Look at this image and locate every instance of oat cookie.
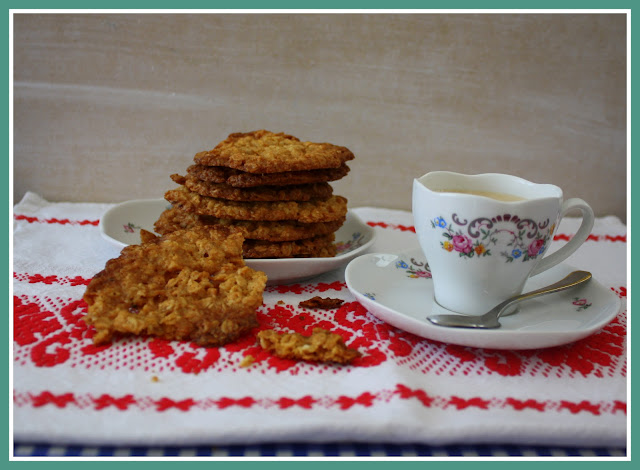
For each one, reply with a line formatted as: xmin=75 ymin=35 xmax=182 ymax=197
xmin=154 ymin=206 xmax=345 ymax=242
xmin=243 ymin=234 xmax=336 ymax=259
xmin=187 ymin=164 xmax=350 ymax=188
xmin=165 ymin=185 xmax=348 ymax=223
xmin=83 ymin=226 xmax=267 ymax=346
xmin=194 ymin=130 xmax=355 ymax=173
xmin=257 ymin=328 xmax=360 ymax=364
xmin=172 ymin=173 xmax=333 ymax=202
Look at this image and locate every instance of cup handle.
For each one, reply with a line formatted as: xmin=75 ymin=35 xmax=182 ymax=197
xmin=530 ymin=198 xmax=595 ymax=277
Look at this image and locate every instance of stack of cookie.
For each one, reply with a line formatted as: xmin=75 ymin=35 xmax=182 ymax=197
xmin=155 ymin=130 xmax=354 ymax=259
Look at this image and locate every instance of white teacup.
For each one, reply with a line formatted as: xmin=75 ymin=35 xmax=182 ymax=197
xmin=412 ymin=171 xmax=594 ymax=315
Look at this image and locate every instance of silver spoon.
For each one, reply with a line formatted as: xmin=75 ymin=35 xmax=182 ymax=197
xmin=427 ymin=270 xmax=592 ymax=329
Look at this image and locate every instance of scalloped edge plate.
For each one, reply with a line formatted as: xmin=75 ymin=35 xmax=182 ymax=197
xmin=345 ymin=248 xmax=621 ymax=349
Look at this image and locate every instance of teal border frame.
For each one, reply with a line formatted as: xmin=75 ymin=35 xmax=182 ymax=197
xmin=4 ymin=3 xmax=633 ymax=465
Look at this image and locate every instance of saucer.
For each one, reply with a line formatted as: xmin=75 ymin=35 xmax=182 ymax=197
xmin=345 ymin=248 xmax=621 ymax=350
xmin=99 ymin=199 xmax=376 ymax=285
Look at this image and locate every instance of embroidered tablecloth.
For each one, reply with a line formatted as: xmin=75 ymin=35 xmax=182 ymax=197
xmin=12 ymin=192 xmax=627 ymax=448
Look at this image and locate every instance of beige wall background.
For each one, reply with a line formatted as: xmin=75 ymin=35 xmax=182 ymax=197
xmin=13 ymin=13 xmax=627 ymax=222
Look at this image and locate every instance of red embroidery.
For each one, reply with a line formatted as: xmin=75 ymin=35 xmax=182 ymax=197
xmin=215 ymin=396 xmax=256 ymax=409
xmin=14 ymin=297 xmax=61 ymax=346
xmin=448 ymin=396 xmax=491 ymax=410
xmin=14 ymin=272 xmax=92 ymax=286
xmin=394 ymin=384 xmax=434 ymax=407
xmin=93 ymin=394 xmax=136 ymax=410
xmin=30 ymin=391 xmax=75 ymax=408
xmin=483 ymin=351 xmax=524 ymax=376
xmin=613 ymin=401 xmax=627 ymax=414
xmin=13 ymin=294 xmax=626 ymax=380
xmin=266 ymin=281 xmax=347 ymax=295
xmin=558 ymin=400 xmax=601 ymax=415
xmin=611 ymin=286 xmax=627 ymax=298
xmin=553 ymin=234 xmax=626 ymax=243
xmin=175 ymin=346 xmax=221 ymax=374
xmin=275 ymin=396 xmax=316 ymax=409
xmin=148 ymin=339 xmax=174 ymax=358
xmin=155 ymin=397 xmax=197 ymax=412
xmin=505 ymin=398 xmax=546 ymax=412
xmin=14 ymin=214 xmax=99 ymax=226
xmin=16 ymin=386 xmax=625 ymax=416
xmin=335 ymin=392 xmax=376 ymax=410
xmin=367 ymin=221 xmax=416 ymax=232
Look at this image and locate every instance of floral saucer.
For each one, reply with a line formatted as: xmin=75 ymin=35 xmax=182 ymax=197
xmin=345 ymin=248 xmax=621 ymax=350
xmin=99 ymin=199 xmax=375 ymax=285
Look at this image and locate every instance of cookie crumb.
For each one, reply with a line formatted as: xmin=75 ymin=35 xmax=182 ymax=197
xmin=257 ymin=328 xmax=360 ymax=364
xmin=299 ymin=296 xmax=344 ymax=310
xmin=239 ymin=355 xmax=255 ymax=368
xmin=151 ymin=375 xmax=159 ymax=383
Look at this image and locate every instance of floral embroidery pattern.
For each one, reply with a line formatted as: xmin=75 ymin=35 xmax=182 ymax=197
xmin=123 ymin=222 xmax=141 ymax=233
xmin=432 ymin=214 xmax=553 ymax=263
xmin=573 ymin=297 xmax=592 ymax=311
xmin=395 ymin=258 xmax=432 ymax=279
xmin=336 ymin=232 xmax=365 ymax=254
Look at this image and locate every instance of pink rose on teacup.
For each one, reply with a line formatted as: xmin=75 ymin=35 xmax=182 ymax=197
xmin=528 ymin=239 xmax=546 ymax=257
xmin=452 ymin=234 xmax=473 ymax=254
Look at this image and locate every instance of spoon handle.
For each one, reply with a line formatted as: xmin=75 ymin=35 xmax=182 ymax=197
xmin=497 ymin=270 xmax=592 ymax=316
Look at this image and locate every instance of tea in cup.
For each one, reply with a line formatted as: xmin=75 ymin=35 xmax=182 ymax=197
xmin=412 ymin=171 xmax=594 ymax=315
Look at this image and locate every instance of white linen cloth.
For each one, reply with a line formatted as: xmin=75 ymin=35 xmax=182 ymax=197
xmin=12 ymin=192 xmax=627 ymax=447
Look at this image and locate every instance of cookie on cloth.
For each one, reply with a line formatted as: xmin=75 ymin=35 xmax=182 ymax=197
xmin=257 ymin=328 xmax=360 ymax=364
xmin=243 ymin=234 xmax=337 ymax=259
xmin=186 ymin=163 xmax=350 ymax=188
xmin=171 ymin=173 xmax=333 ymax=202
xmin=164 ymin=185 xmax=348 ymax=223
xmin=154 ymin=206 xmax=345 ymax=242
xmin=193 ymin=130 xmax=355 ymax=174
xmin=83 ymin=226 xmax=267 ymax=346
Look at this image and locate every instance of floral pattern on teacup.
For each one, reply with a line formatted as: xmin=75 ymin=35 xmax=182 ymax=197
xmin=395 ymin=258 xmax=432 ymax=279
xmin=432 ymin=214 xmax=554 ymax=263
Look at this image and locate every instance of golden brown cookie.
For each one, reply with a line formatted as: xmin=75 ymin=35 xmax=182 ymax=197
xmin=194 ymin=130 xmax=355 ymax=173
xmin=154 ymin=206 xmax=345 ymax=242
xmin=187 ymin=164 xmax=350 ymax=188
xmin=165 ymin=185 xmax=348 ymax=223
xmin=257 ymin=328 xmax=360 ymax=364
xmin=83 ymin=226 xmax=267 ymax=346
xmin=171 ymin=173 xmax=333 ymax=202
xmin=243 ymin=234 xmax=336 ymax=259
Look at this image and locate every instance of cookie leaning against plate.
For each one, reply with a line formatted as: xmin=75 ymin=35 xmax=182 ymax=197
xmin=165 ymin=185 xmax=348 ymax=223
xmin=154 ymin=206 xmax=345 ymax=242
xmin=187 ymin=163 xmax=351 ymax=188
xmin=194 ymin=130 xmax=355 ymax=174
xmin=172 ymin=173 xmax=333 ymax=202
xmin=83 ymin=226 xmax=267 ymax=346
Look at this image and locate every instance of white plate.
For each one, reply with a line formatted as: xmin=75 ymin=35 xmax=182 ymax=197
xmin=99 ymin=199 xmax=376 ymax=285
xmin=345 ymin=248 xmax=621 ymax=350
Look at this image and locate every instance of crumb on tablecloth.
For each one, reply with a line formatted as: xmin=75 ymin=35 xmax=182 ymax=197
xmin=257 ymin=328 xmax=360 ymax=364
xmin=298 ymin=296 xmax=344 ymax=310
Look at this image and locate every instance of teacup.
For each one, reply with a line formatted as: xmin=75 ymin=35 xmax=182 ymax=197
xmin=412 ymin=171 xmax=594 ymax=315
